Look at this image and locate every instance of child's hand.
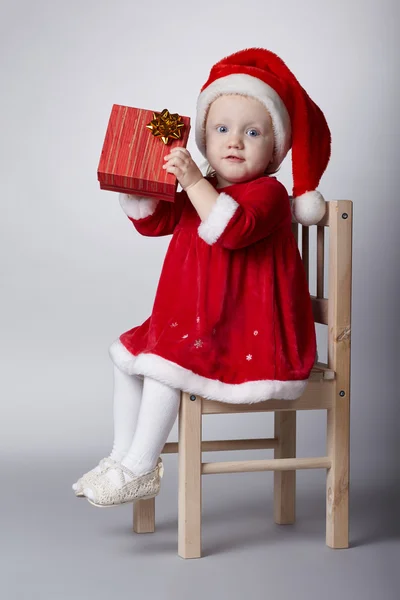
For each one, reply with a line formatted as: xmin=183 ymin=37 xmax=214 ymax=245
xmin=162 ymin=148 xmax=203 ymax=191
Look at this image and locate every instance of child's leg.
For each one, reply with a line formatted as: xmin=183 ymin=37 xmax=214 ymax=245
xmin=121 ymin=376 xmax=180 ymax=475
xmin=109 ymin=364 xmax=144 ymax=461
xmin=83 ymin=376 xmax=180 ymax=496
xmin=73 ymin=365 xmax=143 ymax=491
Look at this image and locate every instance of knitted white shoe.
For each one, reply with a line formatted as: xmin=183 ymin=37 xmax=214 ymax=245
xmin=72 ymin=457 xmax=119 ymax=497
xmin=83 ymin=458 xmax=164 ymax=508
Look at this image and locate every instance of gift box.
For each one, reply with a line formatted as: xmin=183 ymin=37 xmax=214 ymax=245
xmin=97 ymin=104 xmax=191 ymax=202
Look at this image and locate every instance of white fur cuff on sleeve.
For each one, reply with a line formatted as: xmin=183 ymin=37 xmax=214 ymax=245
xmin=119 ymin=193 xmax=160 ymax=220
xmin=198 ymin=192 xmax=239 ymax=245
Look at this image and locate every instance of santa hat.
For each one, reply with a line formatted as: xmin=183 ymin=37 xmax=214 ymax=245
xmin=195 ymin=48 xmax=331 ymax=226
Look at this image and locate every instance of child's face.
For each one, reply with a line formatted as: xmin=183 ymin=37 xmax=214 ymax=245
xmin=205 ymin=94 xmax=274 ymax=188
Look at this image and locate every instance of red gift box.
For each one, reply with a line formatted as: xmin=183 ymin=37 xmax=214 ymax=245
xmin=97 ymin=104 xmax=191 ymax=202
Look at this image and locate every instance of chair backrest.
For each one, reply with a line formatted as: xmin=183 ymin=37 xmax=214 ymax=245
xmin=291 ymin=200 xmax=353 ymax=377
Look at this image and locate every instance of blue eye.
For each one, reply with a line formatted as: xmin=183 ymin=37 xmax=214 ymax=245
xmin=217 ymin=126 xmax=227 ymax=133
xmin=247 ymin=129 xmax=259 ymax=137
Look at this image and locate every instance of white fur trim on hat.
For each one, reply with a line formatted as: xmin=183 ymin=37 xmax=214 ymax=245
xmin=198 ymin=192 xmax=239 ymax=244
xmin=119 ymin=193 xmax=160 ymax=220
xmin=290 ymin=190 xmax=326 ymax=226
xmin=195 ymin=73 xmax=292 ymax=169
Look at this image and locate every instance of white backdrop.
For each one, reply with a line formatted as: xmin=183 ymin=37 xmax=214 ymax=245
xmin=1 ymin=0 xmax=398 ymax=491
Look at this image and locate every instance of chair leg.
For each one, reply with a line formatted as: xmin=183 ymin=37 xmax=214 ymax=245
xmin=326 ymin=394 xmax=350 ymax=548
xmin=133 ymin=497 xmax=155 ymax=533
xmin=178 ymin=391 xmax=202 ymax=559
xmin=274 ymin=410 xmax=296 ymax=524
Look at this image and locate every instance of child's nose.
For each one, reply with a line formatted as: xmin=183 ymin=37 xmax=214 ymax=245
xmin=228 ymin=134 xmax=244 ymax=148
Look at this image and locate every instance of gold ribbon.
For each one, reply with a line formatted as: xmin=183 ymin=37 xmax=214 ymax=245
xmin=146 ymin=108 xmax=185 ymax=145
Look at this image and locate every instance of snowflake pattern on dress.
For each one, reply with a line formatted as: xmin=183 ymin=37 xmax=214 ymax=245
xmin=246 ymin=354 xmax=253 ymax=361
xmin=194 ymin=339 xmax=203 ymax=348
xmin=170 ymin=322 xmax=178 ymax=328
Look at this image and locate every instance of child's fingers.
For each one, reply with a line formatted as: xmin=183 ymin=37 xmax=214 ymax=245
xmin=164 ymin=147 xmax=190 ymax=161
xmin=164 ymin=164 xmax=181 ymax=175
xmin=162 ymin=155 xmax=185 ymax=168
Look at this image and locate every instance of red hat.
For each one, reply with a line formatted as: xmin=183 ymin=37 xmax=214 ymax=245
xmin=195 ymin=47 xmax=331 ymax=226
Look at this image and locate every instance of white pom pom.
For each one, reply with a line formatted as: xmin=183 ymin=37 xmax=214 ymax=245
xmin=291 ymin=190 xmax=326 ymax=226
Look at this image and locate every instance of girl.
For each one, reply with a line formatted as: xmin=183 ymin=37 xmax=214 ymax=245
xmin=73 ymin=47 xmax=331 ymax=508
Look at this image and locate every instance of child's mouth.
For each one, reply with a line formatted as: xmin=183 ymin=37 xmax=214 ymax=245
xmin=225 ymin=156 xmax=244 ymax=162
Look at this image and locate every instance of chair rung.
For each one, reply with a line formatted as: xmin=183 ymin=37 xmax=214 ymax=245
xmin=202 ymin=457 xmax=331 ymax=474
xmin=163 ymin=438 xmax=278 ymax=454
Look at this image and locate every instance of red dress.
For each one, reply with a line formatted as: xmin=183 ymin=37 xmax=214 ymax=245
xmin=109 ymin=175 xmax=316 ymax=403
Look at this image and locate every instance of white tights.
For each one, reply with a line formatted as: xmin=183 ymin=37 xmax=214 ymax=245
xmin=109 ymin=364 xmax=180 ymax=476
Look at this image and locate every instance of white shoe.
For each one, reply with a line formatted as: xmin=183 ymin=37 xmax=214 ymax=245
xmin=83 ymin=458 xmax=164 ymax=507
xmin=72 ymin=457 xmax=119 ymax=497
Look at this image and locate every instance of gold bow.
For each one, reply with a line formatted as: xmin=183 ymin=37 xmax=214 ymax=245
xmin=146 ymin=109 xmax=185 ymax=145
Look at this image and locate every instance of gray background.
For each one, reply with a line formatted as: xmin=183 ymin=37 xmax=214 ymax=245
xmin=1 ymin=0 xmax=399 ymax=598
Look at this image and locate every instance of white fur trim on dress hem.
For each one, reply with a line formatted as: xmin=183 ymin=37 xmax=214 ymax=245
xmin=119 ymin=193 xmax=160 ymax=220
xmin=198 ymin=192 xmax=239 ymax=245
xmin=109 ymin=339 xmax=308 ymax=403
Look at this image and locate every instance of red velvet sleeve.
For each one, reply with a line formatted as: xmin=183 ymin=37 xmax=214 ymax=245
xmin=198 ymin=177 xmax=292 ymax=250
xmin=121 ymin=191 xmax=187 ymax=237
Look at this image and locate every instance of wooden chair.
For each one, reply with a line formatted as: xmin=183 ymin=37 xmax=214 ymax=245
xmin=133 ymin=199 xmax=353 ymax=559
